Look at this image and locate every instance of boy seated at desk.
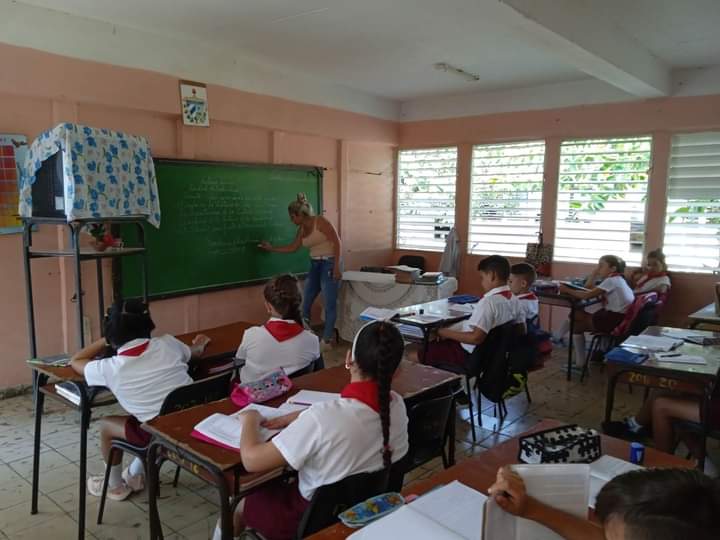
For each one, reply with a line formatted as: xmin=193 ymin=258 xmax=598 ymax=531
xmin=420 ymin=255 xmax=518 ymax=368
xmin=489 ymin=466 xmax=720 ymax=539
xmin=509 ymin=263 xmax=539 ymax=325
xmin=69 ymin=299 xmax=210 ymax=501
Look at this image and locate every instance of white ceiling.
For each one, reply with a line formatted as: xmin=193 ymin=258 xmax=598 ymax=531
xmin=6 ymin=0 xmax=720 ymax=119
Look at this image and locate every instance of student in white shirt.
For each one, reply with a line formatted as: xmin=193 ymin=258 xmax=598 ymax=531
xmin=421 ymin=255 xmax=518 ymax=367
xmin=237 ymin=274 xmax=319 ymax=382
xmin=213 ymin=321 xmax=409 ymax=540
xmin=509 ymin=262 xmax=539 ymax=324
xmin=559 ymin=255 xmax=634 ymax=366
xmin=629 ymin=248 xmax=671 ymax=297
xmin=69 ymin=299 xmax=210 ymax=501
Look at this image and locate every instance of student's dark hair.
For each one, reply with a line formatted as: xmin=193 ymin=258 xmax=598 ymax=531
xmin=510 ymin=262 xmax=537 ymax=286
xmin=595 ymin=468 xmax=720 ymax=540
xmin=263 ymin=274 xmax=303 ymax=326
xmin=600 ymin=254 xmax=626 ymax=274
xmin=647 ymin=248 xmax=668 ymax=272
xmin=352 ymin=321 xmax=404 ymax=469
xmin=103 ymin=299 xmax=155 ymax=349
xmin=477 ymin=255 xmax=511 ymax=282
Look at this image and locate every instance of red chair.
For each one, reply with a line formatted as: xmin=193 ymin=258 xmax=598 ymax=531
xmin=580 ymin=292 xmax=658 ymax=382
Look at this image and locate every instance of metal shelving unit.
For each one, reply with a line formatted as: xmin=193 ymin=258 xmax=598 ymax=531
xmin=22 ymin=216 xmax=149 ymax=355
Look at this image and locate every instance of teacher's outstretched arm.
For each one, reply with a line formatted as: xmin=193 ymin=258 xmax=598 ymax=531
xmin=259 ymin=228 xmax=303 ymax=254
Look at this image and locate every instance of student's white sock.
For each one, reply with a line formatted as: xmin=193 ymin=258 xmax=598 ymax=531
xmin=572 ymin=334 xmax=586 ymax=365
xmin=625 ymin=416 xmax=643 ymax=433
xmin=128 ymin=457 xmax=144 ymax=477
xmin=212 ymin=524 xmax=240 ymax=540
xmin=108 ymin=463 xmax=123 ymax=489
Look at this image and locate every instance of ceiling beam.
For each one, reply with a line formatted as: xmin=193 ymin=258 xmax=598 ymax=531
xmin=497 ymin=0 xmax=671 ymax=97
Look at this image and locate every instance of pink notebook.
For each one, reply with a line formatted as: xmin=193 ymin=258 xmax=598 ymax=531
xmin=190 ymin=429 xmax=239 ymax=452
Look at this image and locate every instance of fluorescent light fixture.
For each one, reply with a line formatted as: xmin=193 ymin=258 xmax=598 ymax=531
xmin=433 ymin=62 xmax=480 ymax=82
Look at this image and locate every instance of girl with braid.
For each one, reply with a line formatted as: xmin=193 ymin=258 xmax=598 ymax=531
xmin=215 ymin=321 xmax=409 ymax=540
xmin=236 ymin=274 xmax=320 ymax=382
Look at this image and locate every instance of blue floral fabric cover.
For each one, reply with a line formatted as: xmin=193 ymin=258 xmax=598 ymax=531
xmin=19 ymin=123 xmax=160 ymax=227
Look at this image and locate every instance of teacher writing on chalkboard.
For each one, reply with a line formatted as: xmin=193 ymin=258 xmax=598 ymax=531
xmin=259 ymin=193 xmax=342 ymax=350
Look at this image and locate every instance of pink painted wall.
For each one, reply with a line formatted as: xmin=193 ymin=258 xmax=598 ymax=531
xmin=0 ymin=43 xmax=397 ymax=389
xmin=398 ymin=95 xmax=720 ymax=330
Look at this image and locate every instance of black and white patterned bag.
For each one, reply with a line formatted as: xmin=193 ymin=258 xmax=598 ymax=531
xmin=518 ymin=424 xmax=602 ymax=464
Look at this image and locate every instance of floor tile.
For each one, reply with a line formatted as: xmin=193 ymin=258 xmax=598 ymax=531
xmin=0 ymin=495 xmax=65 ymax=536
xmin=0 ymin=465 xmax=32 ymax=511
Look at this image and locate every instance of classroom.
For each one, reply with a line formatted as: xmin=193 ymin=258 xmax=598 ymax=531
xmin=1 ymin=1 xmax=720 ymax=539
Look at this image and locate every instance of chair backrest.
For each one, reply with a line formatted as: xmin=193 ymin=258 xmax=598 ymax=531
xmin=398 ymin=255 xmax=426 ymax=272
xmin=159 ymin=371 xmax=233 ymax=415
xmin=611 ymin=292 xmax=658 ymax=337
xmin=289 ymin=356 xmax=324 ymax=379
xmin=475 ymin=322 xmax=516 ymax=403
xmin=296 ymin=468 xmax=392 ymax=538
xmin=405 ymin=394 xmax=454 ymax=470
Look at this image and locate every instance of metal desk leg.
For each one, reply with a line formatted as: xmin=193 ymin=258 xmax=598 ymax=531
xmin=567 ymin=304 xmax=575 ymax=381
xmin=448 ymin=396 xmax=456 ymax=466
xmin=147 ymin=442 xmax=162 ymax=540
xmin=604 ymin=371 xmax=621 ymax=424
xmin=31 ymin=371 xmax=48 ymax=514
xmin=77 ymin=387 xmax=91 ymax=540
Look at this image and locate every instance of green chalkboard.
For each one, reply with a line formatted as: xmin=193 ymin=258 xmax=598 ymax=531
xmin=120 ymin=159 xmax=322 ymax=299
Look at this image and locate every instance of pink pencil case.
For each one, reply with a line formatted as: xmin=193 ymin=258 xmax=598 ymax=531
xmin=230 ymin=368 xmax=293 ymax=407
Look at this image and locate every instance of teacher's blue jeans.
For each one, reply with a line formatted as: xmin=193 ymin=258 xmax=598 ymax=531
xmin=303 ymin=258 xmax=339 ymax=342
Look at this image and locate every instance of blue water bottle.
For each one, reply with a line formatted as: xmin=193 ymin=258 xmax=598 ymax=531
xmin=630 ymin=442 xmax=645 ymax=465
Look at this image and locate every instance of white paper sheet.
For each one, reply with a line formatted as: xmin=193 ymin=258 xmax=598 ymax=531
xmin=653 ymin=353 xmax=707 ymax=365
xmin=193 ymin=403 xmax=286 ymax=449
xmin=588 ymin=456 xmax=642 ymax=509
xmin=622 ymin=335 xmax=683 ymax=352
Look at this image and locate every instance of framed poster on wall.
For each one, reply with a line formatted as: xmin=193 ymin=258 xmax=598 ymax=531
xmin=0 ymin=134 xmax=27 ymax=234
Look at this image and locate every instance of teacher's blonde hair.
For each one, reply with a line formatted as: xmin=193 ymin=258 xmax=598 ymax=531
xmin=288 ymin=193 xmax=314 ymax=217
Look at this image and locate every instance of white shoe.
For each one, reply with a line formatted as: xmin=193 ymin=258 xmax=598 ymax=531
xmin=87 ymin=475 xmax=132 ymax=501
xmin=122 ymin=467 xmax=145 ymax=492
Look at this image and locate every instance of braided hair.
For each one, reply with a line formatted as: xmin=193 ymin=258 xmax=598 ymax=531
xmin=263 ymin=274 xmax=304 ymax=326
xmin=103 ymin=299 xmax=155 ymax=349
xmin=352 ymin=321 xmax=404 ymax=469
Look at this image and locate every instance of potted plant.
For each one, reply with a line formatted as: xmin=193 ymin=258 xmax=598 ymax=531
xmin=87 ymin=223 xmax=112 ymax=251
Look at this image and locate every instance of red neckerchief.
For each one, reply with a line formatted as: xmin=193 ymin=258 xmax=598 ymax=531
xmin=117 ymin=339 xmax=150 ymax=357
xmin=636 ymin=272 xmax=667 ymax=288
xmin=518 ymin=292 xmax=538 ymax=301
xmin=340 ymin=380 xmax=380 ymax=413
xmin=494 ymin=290 xmax=513 ymax=299
xmin=264 ymin=320 xmax=304 ymax=342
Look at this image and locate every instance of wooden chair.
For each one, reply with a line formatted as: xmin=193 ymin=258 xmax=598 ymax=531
xmin=97 ymin=371 xmax=233 ymax=524
xmin=403 ymin=393 xmax=454 ymax=471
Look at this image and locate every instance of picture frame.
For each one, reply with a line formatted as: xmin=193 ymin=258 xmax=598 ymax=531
xmin=0 ymin=133 xmax=27 ymax=234
xmin=180 ymin=80 xmax=210 ymax=127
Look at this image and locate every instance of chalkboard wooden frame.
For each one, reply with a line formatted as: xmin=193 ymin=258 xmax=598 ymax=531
xmin=118 ymin=158 xmax=324 ymax=301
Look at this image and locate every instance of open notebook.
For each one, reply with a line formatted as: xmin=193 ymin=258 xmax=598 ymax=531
xmin=348 ymin=481 xmax=487 ymax=539
xmin=350 ymin=465 xmax=591 ymax=540
xmin=191 ymin=403 xmax=299 ymax=451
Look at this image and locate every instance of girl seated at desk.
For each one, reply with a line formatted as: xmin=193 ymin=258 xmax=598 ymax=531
xmin=559 ymin=255 xmax=634 ymax=367
xmin=69 ymin=299 xmax=210 ymax=501
xmin=236 ymin=274 xmax=320 ymax=382
xmin=629 ymin=248 xmax=671 ymax=300
xmin=215 ymin=320 xmax=409 ymax=540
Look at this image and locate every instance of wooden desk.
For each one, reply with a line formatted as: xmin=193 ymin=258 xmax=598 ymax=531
xmin=308 ymin=418 xmax=693 ymax=540
xmin=536 ymin=291 xmax=599 ymax=382
xmin=395 ymin=299 xmax=471 ymax=353
xmin=688 ymin=303 xmax=720 ymax=330
xmin=604 ymin=326 xmax=720 ymax=423
xmin=143 ymin=361 xmax=462 ymax=540
xmin=27 ymin=320 xmax=251 ymax=540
